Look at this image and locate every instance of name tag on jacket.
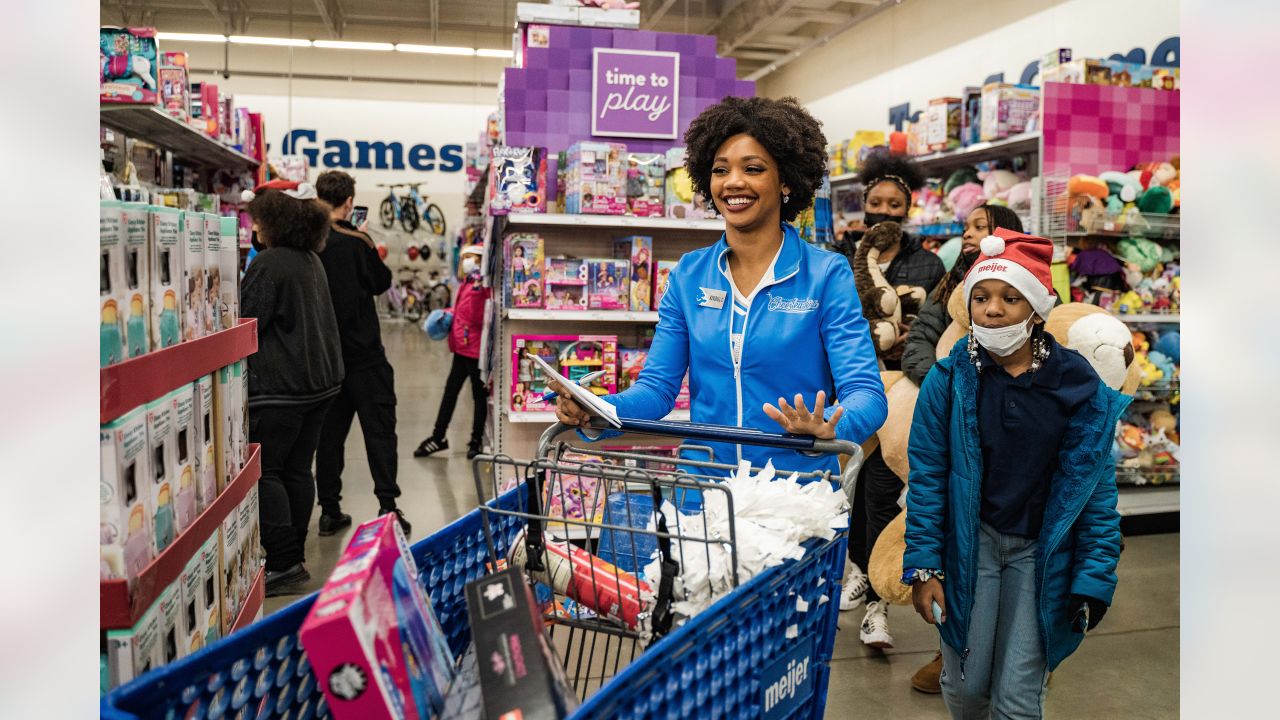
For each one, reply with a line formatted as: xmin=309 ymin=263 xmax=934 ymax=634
xmin=697 ymin=287 xmax=727 ymax=309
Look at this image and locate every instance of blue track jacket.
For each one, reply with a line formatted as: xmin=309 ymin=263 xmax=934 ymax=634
xmin=596 ymin=223 xmax=887 ymax=476
xmin=904 ymin=339 xmax=1131 ymax=671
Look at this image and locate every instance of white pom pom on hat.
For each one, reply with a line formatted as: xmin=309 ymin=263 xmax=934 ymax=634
xmin=241 ymin=189 xmax=256 ymax=203
xmin=240 ymin=180 xmax=317 ymax=204
xmin=980 ymin=234 xmax=1005 ymax=257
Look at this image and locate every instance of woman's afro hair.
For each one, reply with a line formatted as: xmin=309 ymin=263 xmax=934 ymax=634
xmin=854 ymin=151 xmax=926 ymax=193
xmin=683 ymin=96 xmax=827 ymax=223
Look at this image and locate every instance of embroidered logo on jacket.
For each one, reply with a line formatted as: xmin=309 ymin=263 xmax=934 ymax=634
xmin=767 ymin=293 xmax=820 ymax=314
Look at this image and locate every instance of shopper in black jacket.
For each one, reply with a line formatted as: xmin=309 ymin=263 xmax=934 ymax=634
xmin=312 ymin=171 xmax=410 ymax=540
xmin=902 ymin=205 xmax=1024 ymax=386
xmin=240 ymin=180 xmax=345 ymax=596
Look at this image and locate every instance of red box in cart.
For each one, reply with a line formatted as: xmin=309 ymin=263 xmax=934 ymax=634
xmin=301 ymin=515 xmax=455 ymax=720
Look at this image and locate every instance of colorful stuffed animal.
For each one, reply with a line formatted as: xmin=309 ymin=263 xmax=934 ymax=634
xmin=980 ymin=169 xmax=1021 ymax=200
xmin=851 ymin=221 xmax=904 ymax=352
xmin=946 ymin=182 xmax=985 ymax=223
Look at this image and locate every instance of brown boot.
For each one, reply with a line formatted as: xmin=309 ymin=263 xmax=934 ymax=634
xmin=911 ymin=651 xmax=944 ymax=694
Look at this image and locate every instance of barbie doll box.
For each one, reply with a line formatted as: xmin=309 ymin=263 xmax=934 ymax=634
xmin=587 ymin=258 xmax=630 ymax=310
xmin=614 ymin=236 xmax=652 ymax=311
xmin=101 ymin=407 xmax=154 ymax=584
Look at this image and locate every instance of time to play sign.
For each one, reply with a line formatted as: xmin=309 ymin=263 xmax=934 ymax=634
xmin=592 ymin=48 xmax=680 ymax=139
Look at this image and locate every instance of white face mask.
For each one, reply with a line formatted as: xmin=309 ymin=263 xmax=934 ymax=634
xmin=461 ymin=257 xmax=479 ymax=275
xmin=971 ymin=318 xmax=1034 ymax=357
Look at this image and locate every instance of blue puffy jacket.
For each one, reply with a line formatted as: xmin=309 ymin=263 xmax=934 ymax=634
xmin=904 ymin=339 xmax=1130 ymax=671
xmin=597 ymin=223 xmax=887 ymax=476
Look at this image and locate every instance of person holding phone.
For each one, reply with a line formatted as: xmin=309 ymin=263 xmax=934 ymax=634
xmin=313 ymin=170 xmax=410 ymax=538
xmin=550 ymin=96 xmax=886 ymax=478
xmin=902 ymin=228 xmax=1127 ymax=718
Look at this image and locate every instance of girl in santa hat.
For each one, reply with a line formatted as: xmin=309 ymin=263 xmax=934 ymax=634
xmin=901 ymin=228 xmax=1130 ymax=718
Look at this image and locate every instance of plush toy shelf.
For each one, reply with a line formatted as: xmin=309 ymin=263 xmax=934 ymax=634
xmin=100 ymin=104 xmax=260 ymax=171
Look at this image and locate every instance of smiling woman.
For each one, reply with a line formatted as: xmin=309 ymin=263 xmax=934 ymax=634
xmin=550 ymin=96 xmax=887 ymax=479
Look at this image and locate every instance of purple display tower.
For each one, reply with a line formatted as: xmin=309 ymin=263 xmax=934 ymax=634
xmin=502 ymin=25 xmax=755 ymax=197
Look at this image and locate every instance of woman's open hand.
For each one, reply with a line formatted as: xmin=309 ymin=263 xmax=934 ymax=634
xmin=763 ymin=391 xmax=844 ymax=439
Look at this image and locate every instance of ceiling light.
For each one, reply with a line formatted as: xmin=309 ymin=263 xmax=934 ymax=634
xmin=156 ymin=32 xmax=228 ymax=43
xmin=313 ymin=40 xmax=395 ymax=51
xmin=394 ymin=44 xmax=475 ymax=56
xmin=476 ymin=48 xmax=515 ymax=59
xmin=229 ymin=36 xmax=313 ymax=47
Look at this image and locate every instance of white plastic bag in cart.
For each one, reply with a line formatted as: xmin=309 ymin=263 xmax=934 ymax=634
xmin=642 ymin=460 xmax=849 ymax=619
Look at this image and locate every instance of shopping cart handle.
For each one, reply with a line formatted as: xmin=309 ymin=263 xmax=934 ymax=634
xmin=591 ymin=416 xmax=862 ymax=458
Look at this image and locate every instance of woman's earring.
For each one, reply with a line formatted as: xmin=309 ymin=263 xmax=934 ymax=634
xmin=968 ymin=332 xmax=982 ymax=373
xmin=783 ymin=193 xmax=790 ymax=204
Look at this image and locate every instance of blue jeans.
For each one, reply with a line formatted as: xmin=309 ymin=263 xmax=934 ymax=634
xmin=940 ymin=523 xmax=1049 ymax=719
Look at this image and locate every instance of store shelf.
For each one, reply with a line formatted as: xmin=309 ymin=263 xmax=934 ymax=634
xmin=101 ymin=444 xmax=262 ymax=630
xmin=101 ymin=319 xmax=258 ymax=424
xmin=503 ymin=213 xmax=724 ymax=232
xmin=1116 ymin=313 xmax=1180 ymax=324
xmin=100 ymin=104 xmax=260 ymax=171
xmin=505 ymin=308 xmax=659 ymax=322
xmin=912 ymin=132 xmax=1041 ymax=174
xmin=230 ymin=567 xmax=265 ymax=633
xmin=509 ymin=409 xmax=691 ymax=423
xmin=1116 ymin=485 xmax=1180 ymax=516
xmin=1116 ymin=464 xmax=1180 ymax=487
xmin=829 ymin=172 xmax=858 ymax=185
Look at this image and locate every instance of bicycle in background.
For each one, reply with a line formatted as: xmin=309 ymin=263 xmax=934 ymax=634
xmin=377 ymin=182 xmax=447 ymax=236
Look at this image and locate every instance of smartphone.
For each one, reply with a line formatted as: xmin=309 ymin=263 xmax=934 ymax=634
xmin=350 ymin=205 xmax=368 ymax=227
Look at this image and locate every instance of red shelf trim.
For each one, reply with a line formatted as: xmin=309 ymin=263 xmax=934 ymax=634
xmin=101 ymin=444 xmax=262 ymax=630
xmin=100 ymin=319 xmax=258 ymax=424
xmin=231 ymin=567 xmax=265 ymax=633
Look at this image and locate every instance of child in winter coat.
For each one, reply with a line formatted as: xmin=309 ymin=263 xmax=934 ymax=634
xmin=903 ymin=228 xmax=1129 ymax=719
xmin=415 ymin=245 xmax=491 ymax=460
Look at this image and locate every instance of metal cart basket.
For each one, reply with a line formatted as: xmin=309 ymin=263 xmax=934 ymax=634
xmin=102 ymin=419 xmax=861 ymax=720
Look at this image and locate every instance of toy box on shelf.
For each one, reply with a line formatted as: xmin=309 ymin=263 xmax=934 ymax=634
xmin=626 ymin=153 xmax=666 ymax=217
xmin=544 ymin=257 xmax=589 ymax=310
xmin=145 ymin=394 xmax=179 ymax=555
xmin=121 ymin=203 xmax=151 ymax=358
xmin=980 ymin=83 xmax=1040 ymax=142
xmin=564 ymin=141 xmax=629 ymax=215
xmin=511 ymin=335 xmax=618 ymax=414
xmin=664 ymin=147 xmax=717 ymax=220
xmin=926 ymin=97 xmax=962 ymax=152
xmin=507 ymin=233 xmax=545 ymax=308
xmin=615 ymin=236 xmax=653 ymax=311
xmin=157 ymin=52 xmax=190 ymax=121
xmin=101 ymin=407 xmax=154 ymax=585
xmin=653 ymin=259 xmax=678 ymax=308
xmin=959 ymin=87 xmax=982 ymax=147
xmin=588 ymin=259 xmax=630 ymax=310
xmin=149 ymin=206 xmax=183 ymax=350
xmin=300 ymin=514 xmax=456 ymax=720
xmin=489 ymin=145 xmax=548 ymax=215
xmin=182 ymin=212 xmax=206 ymax=342
xmin=100 ymin=26 xmax=159 ymax=105
xmin=101 ymin=202 xmax=127 ymax=368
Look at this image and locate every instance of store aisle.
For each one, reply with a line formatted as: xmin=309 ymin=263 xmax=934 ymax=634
xmin=268 ymin=322 xmax=1180 ymax=718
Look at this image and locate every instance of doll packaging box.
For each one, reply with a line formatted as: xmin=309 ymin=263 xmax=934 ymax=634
xmin=170 ymin=384 xmax=199 ymax=534
xmin=239 ymin=486 xmax=263 ymax=595
xmin=214 ymin=360 xmax=247 ymax=488
xmin=218 ymin=496 xmax=242 ymax=634
xmin=980 ymin=83 xmax=1040 ymax=142
xmin=204 ymin=213 xmax=222 ymax=334
xmin=544 ymin=257 xmax=588 ymax=310
xmin=219 ymin=217 xmax=239 ymax=330
xmin=121 ymin=202 xmax=151 ymax=358
xmin=182 ymin=212 xmax=206 ymax=341
xmin=663 ymin=147 xmax=716 ymax=220
xmin=158 ymin=52 xmax=191 ymax=121
xmin=512 ymin=335 xmax=618 ymax=413
xmin=101 ymin=201 xmax=127 ymax=367
xmin=507 ymin=233 xmax=545 ymax=309
xmin=653 ymin=260 xmax=678 ymax=308
xmin=564 ymin=141 xmax=628 ymax=215
xmin=195 ymin=375 xmax=218 ymax=506
xmin=614 ymin=236 xmax=653 ymax=311
xmin=100 ymin=27 xmax=159 ymax=105
xmin=105 ymin=595 xmax=162 ymax=691
xmin=101 ymin=407 xmax=154 ymax=584
xmin=179 ymin=531 xmax=220 ymax=656
xmin=300 ymin=514 xmax=456 ymax=720
xmin=149 ymin=206 xmax=183 ymax=349
xmin=488 ymin=145 xmax=548 ymax=216
xmin=926 ymin=97 xmax=963 ymax=152
xmin=157 ymin=581 xmax=183 ymax=666
xmin=626 ymin=153 xmax=666 ymax=217
xmin=199 ymin=530 xmax=223 ymax=646
xmin=145 ymin=396 xmax=179 ymax=555
xmin=587 ymin=259 xmax=630 ymax=310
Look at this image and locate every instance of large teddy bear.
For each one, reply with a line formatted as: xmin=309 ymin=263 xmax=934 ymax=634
xmin=865 ymin=302 xmax=1140 ymax=605
xmin=851 ymin=221 xmax=930 ymax=354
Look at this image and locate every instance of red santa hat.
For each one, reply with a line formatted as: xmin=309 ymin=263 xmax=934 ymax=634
xmin=240 ymin=179 xmax=317 ymax=203
xmin=963 ymin=228 xmax=1056 ymax=320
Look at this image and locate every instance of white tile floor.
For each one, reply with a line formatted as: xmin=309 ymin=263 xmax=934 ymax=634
xmin=266 ymin=320 xmax=1180 ymax=717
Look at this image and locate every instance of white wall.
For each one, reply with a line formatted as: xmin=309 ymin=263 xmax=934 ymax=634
xmin=759 ymin=0 xmax=1179 ymax=138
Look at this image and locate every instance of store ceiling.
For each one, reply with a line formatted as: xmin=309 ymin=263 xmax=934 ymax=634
xmin=101 ymin=0 xmax=894 ymax=78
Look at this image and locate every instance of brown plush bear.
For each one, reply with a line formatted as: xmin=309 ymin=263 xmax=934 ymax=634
xmin=851 ymin=222 xmax=904 ymax=352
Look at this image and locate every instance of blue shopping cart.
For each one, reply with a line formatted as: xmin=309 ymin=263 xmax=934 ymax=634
xmin=102 ymin=419 xmax=862 ymax=720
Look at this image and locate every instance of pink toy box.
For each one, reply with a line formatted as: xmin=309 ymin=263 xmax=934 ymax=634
xmin=511 ymin=335 xmax=618 ymax=414
xmin=615 ymin=236 xmax=653 ymax=311
xmin=300 ymin=514 xmax=455 ymax=720
xmin=488 ymin=145 xmax=548 ymax=216
xmin=100 ymin=27 xmax=159 ymax=105
xmin=653 ymin=259 xmax=678 ymax=308
xmin=626 ymin=153 xmax=666 ymax=217
xmin=158 ymin=52 xmax=190 ymax=121
xmin=507 ymin=233 xmax=545 ymax=308
xmin=564 ymin=141 xmax=628 ymax=215
xmin=588 ymin=259 xmax=630 ymax=310
xmin=544 ymin=257 xmax=588 ymax=310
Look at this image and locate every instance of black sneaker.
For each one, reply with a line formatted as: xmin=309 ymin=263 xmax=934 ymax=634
xmin=318 ymin=512 xmax=352 ymax=537
xmin=467 ymin=445 xmax=482 ymax=460
xmin=413 ymin=437 xmax=448 ymax=457
xmin=265 ymin=563 xmax=310 ymax=597
xmin=382 ymin=508 xmax=412 ymax=538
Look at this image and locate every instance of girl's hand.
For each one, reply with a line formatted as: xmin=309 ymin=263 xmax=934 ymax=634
xmin=546 ymin=379 xmax=591 ymax=428
xmin=912 ymin=577 xmax=947 ymax=626
xmin=763 ymin=391 xmax=844 ymax=440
